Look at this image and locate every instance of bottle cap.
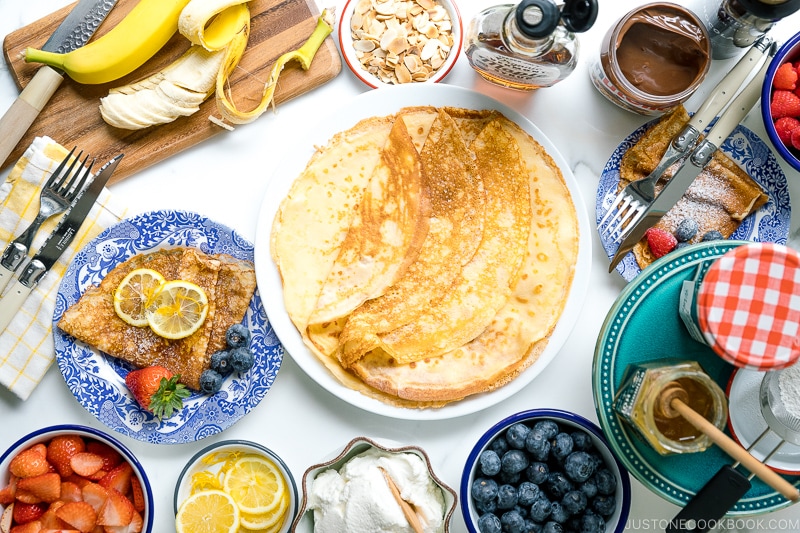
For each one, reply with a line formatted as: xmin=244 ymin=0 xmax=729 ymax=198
xmin=561 ymin=0 xmax=598 ymax=33
xmin=515 ymin=0 xmax=560 ymax=39
xmin=697 ymin=243 xmax=800 ymax=370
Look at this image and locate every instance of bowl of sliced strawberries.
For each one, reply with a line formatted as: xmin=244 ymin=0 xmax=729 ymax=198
xmin=0 ymin=424 xmax=152 ymax=533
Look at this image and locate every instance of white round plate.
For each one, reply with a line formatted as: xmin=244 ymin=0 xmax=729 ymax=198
xmin=596 ymin=121 xmax=791 ymax=282
xmin=255 ymin=83 xmax=591 ymax=420
xmin=727 ymin=368 xmax=800 ymax=475
xmin=53 ymin=210 xmax=284 ymax=444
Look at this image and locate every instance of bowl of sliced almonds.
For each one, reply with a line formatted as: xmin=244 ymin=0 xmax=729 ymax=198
xmin=338 ymin=0 xmax=462 ymax=87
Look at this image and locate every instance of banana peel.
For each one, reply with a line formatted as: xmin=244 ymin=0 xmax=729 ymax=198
xmin=214 ymin=9 xmax=334 ymax=126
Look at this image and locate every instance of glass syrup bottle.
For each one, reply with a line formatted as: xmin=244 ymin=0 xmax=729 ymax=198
xmin=465 ymin=0 xmax=597 ymax=90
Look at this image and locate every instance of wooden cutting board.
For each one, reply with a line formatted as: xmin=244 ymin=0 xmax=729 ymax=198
xmin=2 ymin=0 xmax=342 ymax=184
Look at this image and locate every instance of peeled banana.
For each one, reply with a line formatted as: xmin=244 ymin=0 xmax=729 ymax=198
xmin=99 ymin=0 xmax=250 ymax=130
xmin=24 ymin=0 xmax=192 ymax=85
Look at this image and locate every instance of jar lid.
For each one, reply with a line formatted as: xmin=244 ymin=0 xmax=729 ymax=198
xmin=515 ymin=0 xmax=560 ymax=39
xmin=697 ymin=243 xmax=800 ymax=370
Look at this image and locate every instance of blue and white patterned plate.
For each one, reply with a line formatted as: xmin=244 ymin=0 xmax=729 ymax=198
xmin=52 ymin=210 xmax=284 ymax=445
xmin=596 ymin=121 xmax=791 ymax=282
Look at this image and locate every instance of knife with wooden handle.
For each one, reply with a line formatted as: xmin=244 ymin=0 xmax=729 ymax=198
xmin=0 ymin=0 xmax=118 ymax=171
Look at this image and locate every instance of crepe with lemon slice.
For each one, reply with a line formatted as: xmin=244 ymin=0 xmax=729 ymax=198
xmin=57 ymin=247 xmax=256 ymax=390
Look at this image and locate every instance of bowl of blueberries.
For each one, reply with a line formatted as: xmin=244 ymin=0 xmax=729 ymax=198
xmin=460 ymin=409 xmax=631 ymax=533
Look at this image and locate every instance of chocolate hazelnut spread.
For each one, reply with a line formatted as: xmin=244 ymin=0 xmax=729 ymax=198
xmin=590 ymin=3 xmax=711 ymax=115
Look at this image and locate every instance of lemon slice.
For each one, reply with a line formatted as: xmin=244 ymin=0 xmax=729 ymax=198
xmin=146 ymin=280 xmax=209 ymax=339
xmin=175 ymin=489 xmax=240 ymax=533
xmin=239 ymin=491 xmax=290 ymax=530
xmin=222 ymin=455 xmax=286 ymax=515
xmin=113 ymin=268 xmax=166 ymax=327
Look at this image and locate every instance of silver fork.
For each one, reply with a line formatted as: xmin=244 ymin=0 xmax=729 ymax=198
xmin=0 ymin=147 xmax=95 ymax=294
xmin=597 ymin=35 xmax=773 ymax=244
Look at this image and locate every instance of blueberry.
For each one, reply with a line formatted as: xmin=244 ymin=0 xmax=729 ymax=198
xmin=210 ymin=350 xmax=233 ymax=376
xmin=533 ymin=419 xmax=560 ymax=439
xmin=513 ymin=504 xmax=528 ymax=519
xmin=229 ymin=346 xmax=255 ymax=373
xmin=542 ymin=521 xmax=564 ymax=533
xmin=476 ymin=497 xmax=497 ymax=514
xmin=551 ymin=433 xmax=573 ymax=462
xmin=506 ymin=423 xmax=531 ymax=449
xmin=199 ymin=369 xmax=223 ymax=394
xmin=578 ymin=512 xmax=605 ymax=533
xmin=472 ymin=478 xmax=499 ymax=503
xmin=529 ymin=493 xmax=552 ymax=523
xmin=570 ymin=431 xmax=594 ymax=452
xmin=675 ymin=219 xmax=698 ymax=242
xmin=549 ymin=501 xmax=569 ymax=523
xmin=477 ymin=513 xmax=502 ymax=533
xmin=544 ymin=471 xmax=573 ymax=500
xmin=497 ymin=484 xmax=519 ymax=509
xmin=225 ymin=323 xmax=251 ymax=348
xmin=526 ymin=461 xmax=549 ymax=484
xmin=502 ymin=449 xmax=529 ymax=474
xmin=479 ymin=449 xmax=502 ymax=476
xmin=501 ymin=510 xmax=526 ymax=533
xmin=579 ymin=478 xmax=598 ymax=499
xmin=561 ymin=490 xmax=587 ymax=515
xmin=594 ymin=468 xmax=617 ymax=496
xmin=499 ymin=470 xmax=521 ymax=485
xmin=490 ymin=436 xmax=510 ymax=456
xmin=592 ymin=493 xmax=617 ymax=517
xmin=526 ymin=519 xmax=543 ymax=533
xmin=517 ymin=481 xmax=540 ymax=507
xmin=564 ymin=451 xmax=595 ymax=483
xmin=701 ymin=230 xmax=724 ymax=242
xmin=525 ymin=429 xmax=551 ymax=461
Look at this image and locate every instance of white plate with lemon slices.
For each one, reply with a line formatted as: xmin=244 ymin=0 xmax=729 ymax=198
xmin=52 ymin=210 xmax=284 ymax=445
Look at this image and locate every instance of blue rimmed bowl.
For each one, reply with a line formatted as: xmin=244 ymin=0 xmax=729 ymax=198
xmin=761 ymin=30 xmax=800 ymax=173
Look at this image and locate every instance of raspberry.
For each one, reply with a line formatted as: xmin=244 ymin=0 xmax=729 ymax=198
xmin=644 ymin=227 xmax=677 ymax=258
xmin=771 ymin=90 xmax=800 ymax=119
xmin=792 ymin=128 xmax=800 ymax=151
xmin=774 ymin=62 xmax=798 ymax=90
xmin=774 ymin=117 xmax=800 ymax=144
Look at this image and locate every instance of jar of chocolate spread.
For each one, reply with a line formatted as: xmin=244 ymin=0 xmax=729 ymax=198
xmin=590 ymin=3 xmax=712 ymax=115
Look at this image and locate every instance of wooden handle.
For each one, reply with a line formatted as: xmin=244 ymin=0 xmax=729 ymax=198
xmin=379 ymin=467 xmax=424 ymax=533
xmin=671 ymin=398 xmax=800 ymax=501
xmin=0 ymin=66 xmax=64 ymax=169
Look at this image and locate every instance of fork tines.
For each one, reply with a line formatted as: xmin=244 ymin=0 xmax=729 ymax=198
xmin=48 ymin=147 xmax=94 ymax=198
xmin=598 ymin=196 xmax=645 ymax=243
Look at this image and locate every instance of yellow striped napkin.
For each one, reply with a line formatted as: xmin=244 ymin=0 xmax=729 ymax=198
xmin=0 ymin=137 xmax=128 ymax=400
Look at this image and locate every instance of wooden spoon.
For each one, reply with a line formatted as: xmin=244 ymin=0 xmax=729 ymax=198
xmin=379 ymin=466 xmax=425 ymax=533
xmin=658 ymin=382 xmax=800 ymax=501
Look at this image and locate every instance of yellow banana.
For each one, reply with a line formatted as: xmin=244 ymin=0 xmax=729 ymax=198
xmin=24 ymin=0 xmax=192 ymax=85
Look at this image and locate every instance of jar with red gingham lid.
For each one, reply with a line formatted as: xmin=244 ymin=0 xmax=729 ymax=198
xmin=695 ymin=242 xmax=800 ymax=370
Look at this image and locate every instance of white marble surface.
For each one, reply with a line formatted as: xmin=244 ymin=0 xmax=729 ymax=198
xmin=1 ymin=0 xmax=799 ymax=532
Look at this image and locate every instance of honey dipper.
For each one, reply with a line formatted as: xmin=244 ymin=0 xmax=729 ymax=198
xmin=379 ymin=467 xmax=424 ymax=533
xmin=657 ymin=381 xmax=799 ymax=500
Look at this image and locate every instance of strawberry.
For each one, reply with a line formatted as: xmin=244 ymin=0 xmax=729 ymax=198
xmin=0 ymin=477 xmax=17 ymax=505
xmin=774 ymin=61 xmax=798 ymax=90
xmin=771 ymin=89 xmax=800 ymax=119
xmin=96 ymin=489 xmax=134 ymax=527
xmin=55 ymin=501 xmax=97 ymax=533
xmin=38 ymin=506 xmax=72 ymax=530
xmin=0 ymin=504 xmax=12 ymax=533
xmin=124 ymin=366 xmax=189 ymax=421
xmin=9 ymin=446 xmax=51 ymax=478
xmin=9 ymin=520 xmax=42 ymax=533
xmin=644 ymin=227 xmax=677 ymax=258
xmin=60 ymin=481 xmax=84 ymax=503
xmin=16 ymin=472 xmax=61 ymax=503
xmin=102 ymin=509 xmax=143 ymax=533
xmin=12 ymin=502 xmax=47 ymax=524
xmin=69 ymin=453 xmax=105 ymax=478
xmin=47 ymin=435 xmax=86 ymax=478
xmin=128 ymin=477 xmax=145 ymax=514
xmin=84 ymin=443 xmax=122 ymax=473
xmin=81 ymin=483 xmax=109 ymax=514
xmin=774 ymin=116 xmax=800 ymax=144
xmin=98 ymin=464 xmax=132 ymax=496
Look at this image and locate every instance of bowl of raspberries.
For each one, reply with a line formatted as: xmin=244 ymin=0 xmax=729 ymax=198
xmin=460 ymin=409 xmax=631 ymax=533
xmin=762 ymin=30 xmax=800 ymax=172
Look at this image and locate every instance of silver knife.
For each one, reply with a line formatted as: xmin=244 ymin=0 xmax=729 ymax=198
xmin=0 ymin=154 xmax=122 ymax=334
xmin=608 ymin=42 xmax=777 ymax=273
xmin=0 ymin=0 xmax=118 ymax=170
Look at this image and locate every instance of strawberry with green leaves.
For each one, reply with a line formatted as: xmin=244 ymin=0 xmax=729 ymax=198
xmin=124 ymin=365 xmax=190 ymax=420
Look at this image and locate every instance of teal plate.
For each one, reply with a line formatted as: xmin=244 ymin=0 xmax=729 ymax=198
xmin=593 ymin=240 xmax=800 ymax=515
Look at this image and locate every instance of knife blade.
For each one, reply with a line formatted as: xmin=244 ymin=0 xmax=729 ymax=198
xmin=0 ymin=0 xmax=118 ymax=170
xmin=0 ymin=153 xmax=122 ymax=334
xmin=608 ymin=41 xmax=777 ymax=273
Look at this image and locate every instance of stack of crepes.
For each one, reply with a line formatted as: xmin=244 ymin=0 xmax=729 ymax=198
xmin=271 ymin=106 xmax=579 ymax=408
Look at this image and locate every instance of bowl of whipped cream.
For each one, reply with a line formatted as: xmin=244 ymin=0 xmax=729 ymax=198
xmin=290 ymin=436 xmax=457 ymax=532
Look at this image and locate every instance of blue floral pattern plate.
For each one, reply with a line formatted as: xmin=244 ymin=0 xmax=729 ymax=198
xmin=593 ymin=241 xmax=800 ymax=514
xmin=52 ymin=210 xmax=284 ymax=445
xmin=596 ymin=121 xmax=791 ymax=282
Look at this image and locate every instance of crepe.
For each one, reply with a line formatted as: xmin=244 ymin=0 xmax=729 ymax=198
xmin=618 ymin=105 xmax=769 ymax=269
xmin=57 ymin=247 xmax=256 ymax=390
